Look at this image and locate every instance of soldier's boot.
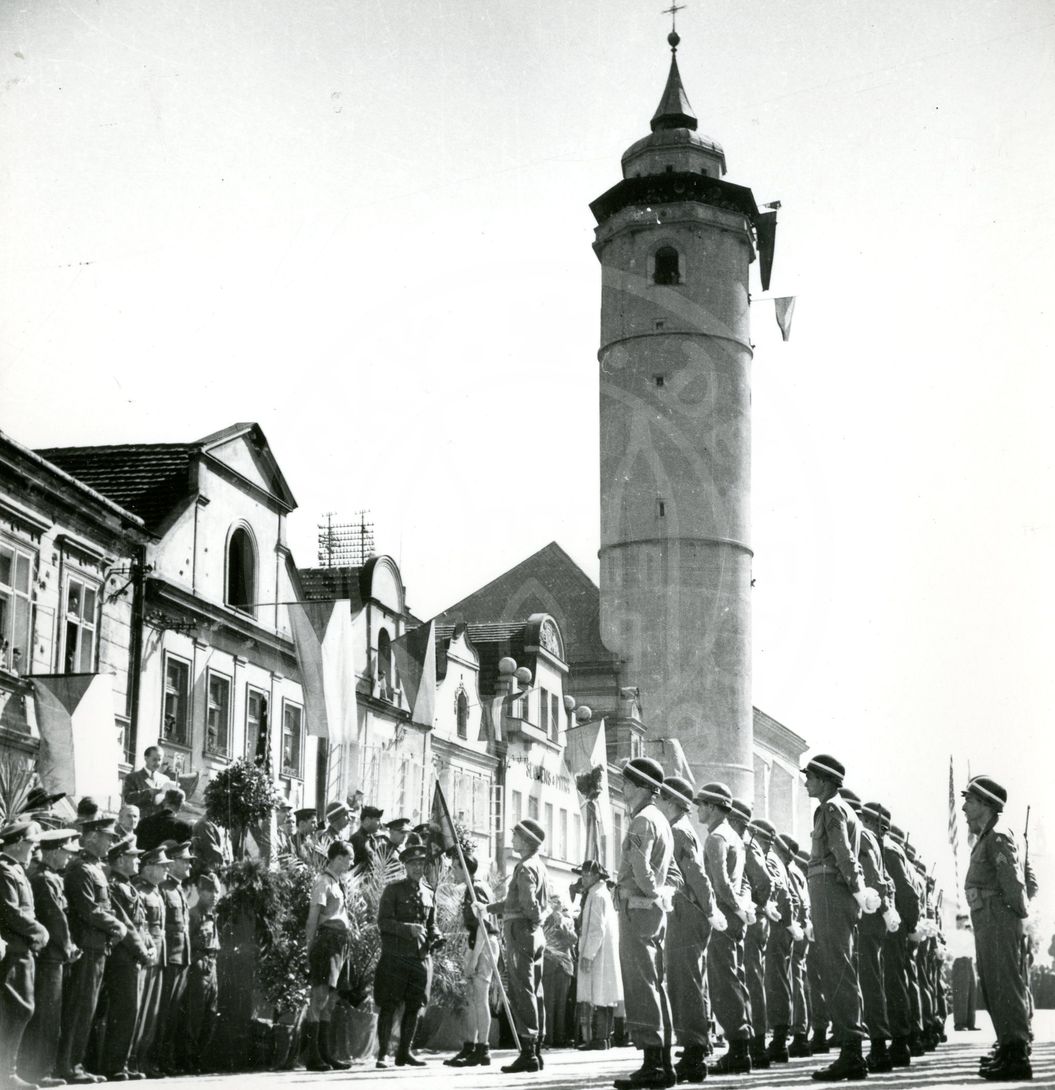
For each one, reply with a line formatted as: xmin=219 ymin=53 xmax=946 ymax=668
xmin=445 ymin=1041 xmax=476 ymax=1066
xmin=810 ymin=1040 xmax=868 ymax=1082
xmin=907 ymin=1031 xmax=925 ymax=1057
xmin=708 ymin=1040 xmax=752 ymax=1076
xmin=673 ymin=1044 xmax=708 ymax=1083
xmin=810 ymin=1025 xmax=831 ymax=1054
xmin=501 ymin=1044 xmax=540 ymax=1074
xmin=921 ymin=1030 xmax=939 ymax=1052
xmin=300 ymin=1022 xmax=331 ymax=1073
xmin=374 ymin=1010 xmax=395 ymax=1070
xmin=789 ymin=1033 xmax=813 ymax=1058
xmin=767 ymin=1028 xmax=790 ymax=1063
xmin=888 ymin=1038 xmax=911 ymax=1067
xmin=750 ymin=1035 xmax=772 ymax=1069
xmin=865 ymin=1039 xmax=892 ymax=1073
xmin=614 ymin=1017 xmax=630 ymax=1047
xmin=614 ymin=1046 xmax=669 ymax=1089
xmin=463 ymin=1044 xmax=491 ymax=1067
xmin=317 ymin=1019 xmax=351 ymax=1071
xmin=980 ymin=1040 xmax=1032 ymax=1082
xmin=979 ymin=1044 xmax=1004 ymax=1071
xmin=535 ymin=1039 xmax=545 ymax=1070
xmin=395 ymin=1005 xmax=426 ymax=1067
xmin=662 ymin=1046 xmax=677 ymax=1088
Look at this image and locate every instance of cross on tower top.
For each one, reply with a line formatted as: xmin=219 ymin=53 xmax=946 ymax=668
xmin=662 ymin=3 xmax=685 ymax=48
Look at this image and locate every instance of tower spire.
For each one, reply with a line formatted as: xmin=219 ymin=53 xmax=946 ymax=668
xmin=652 ymin=7 xmax=697 ymax=132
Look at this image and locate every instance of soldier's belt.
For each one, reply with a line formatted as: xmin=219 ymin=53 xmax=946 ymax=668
xmin=965 ymin=887 xmax=1000 ymax=909
xmin=807 ymin=864 xmax=840 ymax=878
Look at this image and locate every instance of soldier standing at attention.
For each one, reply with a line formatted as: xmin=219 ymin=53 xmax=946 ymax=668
xmin=350 ymin=805 xmax=384 ymax=868
xmin=696 ymin=782 xmax=753 ymax=1076
xmin=775 ymin=836 xmax=812 ymax=1059
xmin=153 ymin=840 xmax=192 ymax=1076
xmin=129 ymin=848 xmax=170 ymax=1078
xmin=102 ymin=838 xmax=155 ymax=1081
xmin=22 ymin=828 xmax=80 ymax=1088
xmin=182 ymin=872 xmax=222 ymax=1072
xmin=881 ymin=821 xmax=918 ymax=1067
xmin=961 ymin=775 xmax=1031 ymax=1081
xmin=57 ymin=815 xmax=126 ymax=1084
xmin=374 ymin=843 xmax=443 ymax=1069
xmin=656 ymin=775 xmax=724 ymax=1084
xmin=0 ymin=820 xmax=49 ymax=1090
xmin=801 ymin=754 xmax=873 ymax=1082
xmin=486 ymin=817 xmax=549 ymax=1075
xmin=610 ymin=758 xmax=675 ymax=1090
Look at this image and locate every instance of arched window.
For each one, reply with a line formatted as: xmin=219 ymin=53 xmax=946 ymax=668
xmin=377 ymin=630 xmax=392 ymax=698
xmin=653 ymin=246 xmax=681 ymax=285
xmin=226 ymin=527 xmax=256 ymax=614
xmin=456 ymin=691 xmax=469 ymax=739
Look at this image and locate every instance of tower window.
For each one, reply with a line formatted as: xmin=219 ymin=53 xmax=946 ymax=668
xmin=654 ymin=246 xmax=680 ymax=286
xmin=226 ymin=526 xmax=256 ymax=614
xmin=654 ymin=375 xmax=665 ymax=388
xmin=658 ymin=500 xmax=666 ymax=518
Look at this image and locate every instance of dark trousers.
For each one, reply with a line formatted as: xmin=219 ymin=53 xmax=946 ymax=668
xmin=183 ymin=957 xmax=218 ymax=1064
xmin=917 ymin=944 xmax=934 ymax=1030
xmin=883 ymin=929 xmax=912 ymax=1038
xmin=952 ymin=956 xmax=977 ymax=1029
xmin=542 ymin=960 xmax=572 ymax=1045
xmin=906 ymin=941 xmax=923 ymax=1033
xmin=764 ymin=922 xmax=793 ymax=1031
xmin=744 ymin=918 xmax=768 ymax=1037
xmin=56 ymin=950 xmax=107 ymax=1074
xmin=667 ymin=897 xmax=711 ymax=1046
xmin=791 ymin=937 xmax=810 ymax=1034
xmin=131 ymin=964 xmax=164 ymax=1070
xmin=972 ymin=901 xmax=1030 ymax=1044
xmin=808 ymin=875 xmax=865 ymax=1045
xmin=0 ymin=950 xmax=35 ymax=1078
xmin=617 ymin=903 xmax=672 ymax=1050
xmin=154 ymin=963 xmax=189 ymax=1065
xmin=21 ymin=958 xmax=62 ymax=1079
xmin=503 ymin=919 xmax=545 ymax=1043
xmin=858 ymin=918 xmax=889 ymax=1040
xmin=706 ymin=912 xmax=750 ymax=1042
xmin=101 ymin=954 xmax=143 ymax=1075
xmin=806 ymin=938 xmax=827 ymax=1028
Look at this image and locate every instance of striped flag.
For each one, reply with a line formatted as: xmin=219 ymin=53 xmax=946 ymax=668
xmin=392 ymin=620 xmax=437 ymax=728
xmin=948 ymin=755 xmax=964 ymax=920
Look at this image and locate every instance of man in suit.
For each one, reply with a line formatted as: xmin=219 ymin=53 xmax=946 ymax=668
xmin=135 ymin=789 xmax=193 ymax=853
xmin=122 ymin=747 xmax=167 ymax=821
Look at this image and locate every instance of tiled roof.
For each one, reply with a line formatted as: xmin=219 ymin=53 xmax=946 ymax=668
xmin=35 ymin=444 xmax=195 ymax=529
xmin=297 ymin=566 xmax=366 ymax=610
xmin=434 ymin=620 xmax=534 ymax=696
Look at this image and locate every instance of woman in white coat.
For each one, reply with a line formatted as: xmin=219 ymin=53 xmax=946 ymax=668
xmin=576 ymin=859 xmax=623 ymax=1049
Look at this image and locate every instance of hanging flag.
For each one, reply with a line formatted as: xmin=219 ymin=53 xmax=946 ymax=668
xmin=32 ymin=674 xmax=122 ymax=803
xmin=429 ymin=780 xmax=460 ymax=853
xmin=756 ymin=210 xmax=778 ymax=292
xmin=774 ymin=296 xmax=797 ymax=341
xmin=564 ymin=716 xmax=613 ymax=867
xmin=391 ymin=620 xmax=437 ymax=728
xmin=948 ymin=755 xmax=965 ymax=922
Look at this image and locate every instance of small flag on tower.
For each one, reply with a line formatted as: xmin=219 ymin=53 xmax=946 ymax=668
xmin=774 ymin=296 xmax=797 ymax=342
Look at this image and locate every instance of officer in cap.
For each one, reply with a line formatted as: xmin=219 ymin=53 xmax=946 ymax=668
xmin=961 ymin=775 xmax=1031 ymax=1081
xmin=56 ymin=815 xmax=126 ymax=1084
xmin=880 ymin=819 xmax=918 ymax=1066
xmin=350 ymin=805 xmax=384 ymax=868
xmin=101 ymin=837 xmax=153 ymax=1081
xmin=22 ymin=828 xmax=80 ymax=1088
xmin=602 ymin=758 xmax=671 ymax=1088
xmin=655 ymin=775 xmax=723 ymax=1083
xmin=383 ymin=817 xmax=413 ymax=854
xmin=130 ymin=847 xmax=171 ymax=1077
xmin=0 ymin=820 xmax=49 ymax=1090
xmin=696 ymin=783 xmax=752 ymax=1075
xmin=152 ymin=841 xmax=192 ymax=1075
xmin=486 ymin=817 xmax=549 ymax=1074
xmin=775 ymin=834 xmax=811 ymax=1058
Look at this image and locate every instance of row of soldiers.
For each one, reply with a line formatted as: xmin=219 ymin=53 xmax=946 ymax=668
xmin=0 ymin=815 xmax=221 ymax=1089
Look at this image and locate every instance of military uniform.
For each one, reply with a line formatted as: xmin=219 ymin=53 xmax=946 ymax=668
xmin=500 ymin=837 xmax=549 ymax=1047
xmin=129 ymin=873 xmax=166 ymax=1075
xmin=350 ymin=826 xmax=383 ymax=869
xmin=781 ymin=844 xmax=812 ymax=1056
xmin=183 ymin=898 xmax=221 ymax=1067
xmin=756 ymin=828 xmax=795 ymax=1058
xmin=0 ymin=843 xmax=50 ymax=1085
xmin=154 ymin=873 xmax=190 ymax=1071
xmin=881 ymin=827 xmax=918 ymax=1061
xmin=857 ymin=821 xmax=895 ymax=1061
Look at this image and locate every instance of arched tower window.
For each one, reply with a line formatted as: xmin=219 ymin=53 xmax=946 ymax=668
xmin=456 ymin=691 xmax=469 ymax=739
xmin=226 ymin=527 xmax=256 ymax=614
xmin=377 ymin=629 xmax=392 ymax=697
xmin=653 ymin=246 xmax=681 ymax=286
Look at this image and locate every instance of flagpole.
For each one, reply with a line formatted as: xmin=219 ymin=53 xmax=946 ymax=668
xmin=434 ymin=783 xmax=522 ymax=1054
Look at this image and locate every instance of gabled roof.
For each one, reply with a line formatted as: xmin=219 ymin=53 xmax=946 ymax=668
xmin=438 ymin=542 xmax=616 ymax=667
xmin=37 ymin=422 xmax=296 ymax=530
xmin=435 ymin=620 xmax=533 ymax=696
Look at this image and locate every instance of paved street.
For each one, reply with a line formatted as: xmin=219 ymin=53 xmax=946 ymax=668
xmin=154 ymin=1012 xmax=1054 ymax=1090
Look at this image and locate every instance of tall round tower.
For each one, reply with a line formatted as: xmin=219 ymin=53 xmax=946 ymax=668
xmin=593 ymin=32 xmax=764 ymax=800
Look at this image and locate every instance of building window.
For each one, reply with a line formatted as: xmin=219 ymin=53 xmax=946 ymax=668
xmin=654 ymin=373 xmax=665 ymax=385
xmin=550 ymin=693 xmax=560 ymax=743
xmin=572 ymin=812 xmax=581 ymax=862
xmin=63 ymin=576 xmax=98 ymax=674
xmin=456 ymin=691 xmax=469 ymax=739
xmin=226 ymin=526 xmax=256 ymax=614
xmin=558 ymin=808 xmax=568 ymax=860
xmin=653 ymin=245 xmax=681 ymax=285
xmin=612 ymin=812 xmax=623 ymax=869
xmin=0 ymin=542 xmax=33 ymax=673
xmin=539 ymin=687 xmax=549 ymax=737
xmin=246 ymin=686 xmax=269 ymax=765
xmin=377 ymin=629 xmax=393 ymax=698
xmin=544 ymin=802 xmax=554 ymax=846
xmin=511 ymin=790 xmax=523 ymax=827
xmin=528 ymin=795 xmax=539 ymax=821
xmin=163 ymin=654 xmax=191 ymax=748
xmin=281 ymin=699 xmax=304 ymax=778
xmin=206 ymin=670 xmax=232 ymax=756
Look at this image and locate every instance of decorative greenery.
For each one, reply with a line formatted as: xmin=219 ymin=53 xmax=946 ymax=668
xmin=204 ymin=757 xmax=284 ymax=859
xmin=0 ymin=752 xmax=36 ymax=823
xmin=576 ymin=765 xmax=604 ymax=799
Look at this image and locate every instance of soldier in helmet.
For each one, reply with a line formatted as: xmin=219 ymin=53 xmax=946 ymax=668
xmin=881 ymin=821 xmax=919 ymax=1067
xmin=775 ymin=835 xmax=811 ymax=1059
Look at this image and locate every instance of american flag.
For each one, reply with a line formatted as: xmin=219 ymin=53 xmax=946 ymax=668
xmin=948 ymin=755 xmax=964 ymax=921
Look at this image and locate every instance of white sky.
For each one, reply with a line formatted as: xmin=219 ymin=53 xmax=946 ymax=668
xmin=2 ymin=1 xmax=1054 ymax=929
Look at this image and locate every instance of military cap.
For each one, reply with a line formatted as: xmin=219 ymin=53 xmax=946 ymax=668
xmin=730 ymin=797 xmax=753 ymax=821
xmin=360 ymin=805 xmax=384 ymax=820
xmin=160 ymin=839 xmax=194 ymax=860
xmin=400 ymin=843 xmax=429 ymax=863
xmin=22 ymin=787 xmax=67 ymax=812
xmin=658 ymin=776 xmax=694 ymax=809
xmin=961 ymin=775 xmax=1007 ymax=811
xmin=695 ymin=781 xmax=733 ymax=808
xmin=513 ymin=818 xmax=546 ymax=845
xmin=197 ymin=872 xmax=222 ymax=892
xmin=801 ymin=754 xmax=846 ymax=785
xmin=412 ymin=823 xmax=432 ymax=836
xmin=294 ymin=807 xmax=318 ymax=822
xmin=776 ymin=833 xmax=799 ymax=857
xmin=325 ymin=800 xmax=349 ymax=822
xmin=839 ymin=788 xmax=862 ymax=812
xmin=39 ymin=828 xmax=81 ymax=850
xmin=621 ymin=757 xmax=665 ymax=791
xmin=0 ymin=820 xmax=39 ymax=844
xmin=107 ymin=836 xmax=144 ymax=861
xmin=905 ymin=842 xmax=919 ymax=862
xmin=140 ymin=847 xmax=172 ymax=867
xmin=887 ymin=824 xmax=905 ymax=845
xmin=794 ymin=850 xmax=810 ymax=868
xmin=861 ymin=800 xmax=888 ymax=825
xmin=384 ymin=817 xmax=413 ymax=832
xmin=748 ymin=818 xmax=777 ymax=841
xmin=80 ymin=816 xmax=119 ymax=836
xmin=277 ymin=800 xmax=293 ymax=812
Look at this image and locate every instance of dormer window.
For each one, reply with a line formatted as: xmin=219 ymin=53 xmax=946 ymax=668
xmin=226 ymin=526 xmax=256 ymax=615
xmin=654 ymin=246 xmax=681 ymax=285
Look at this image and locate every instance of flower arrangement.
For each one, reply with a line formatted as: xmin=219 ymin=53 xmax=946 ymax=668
xmin=204 ymin=757 xmax=284 ymax=859
xmin=575 ymin=764 xmax=605 ymax=800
